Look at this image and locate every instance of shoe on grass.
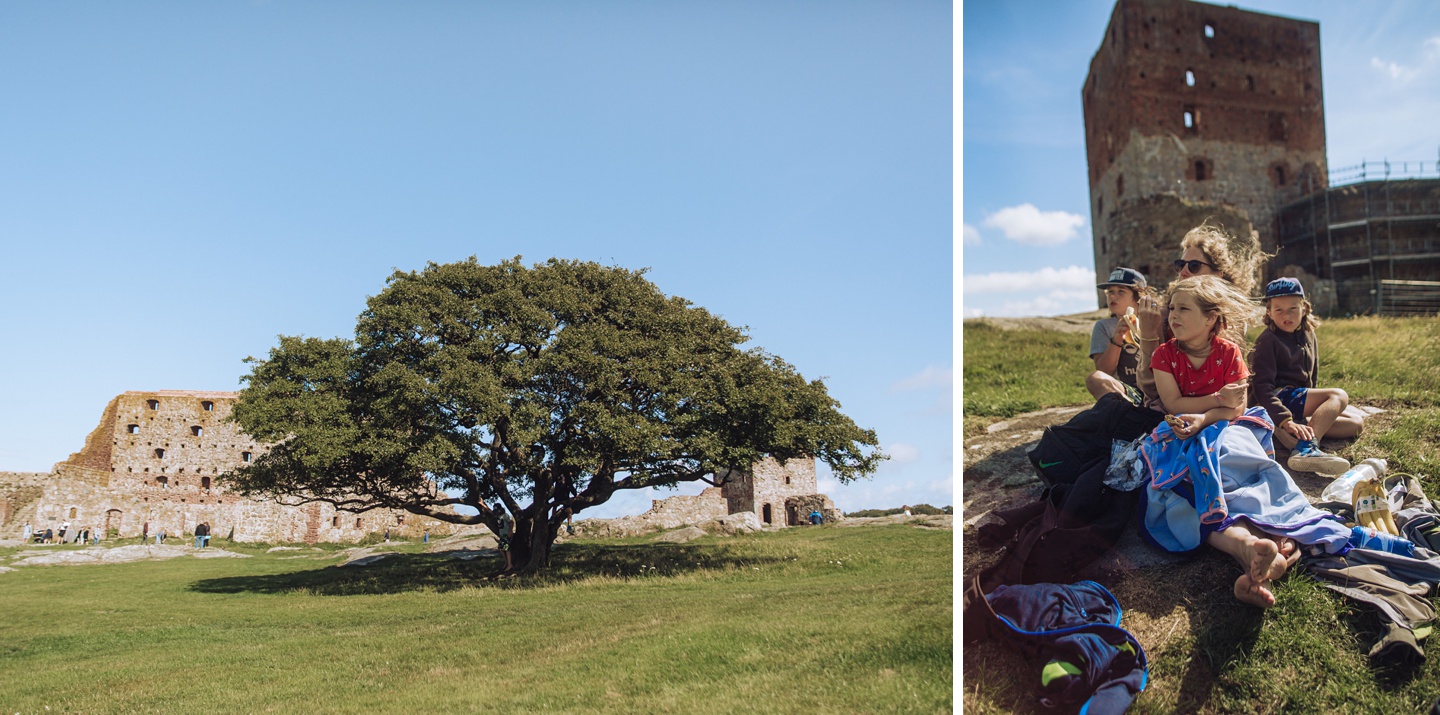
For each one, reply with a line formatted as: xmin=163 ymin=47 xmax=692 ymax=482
xmin=1287 ymin=440 xmax=1350 ymax=475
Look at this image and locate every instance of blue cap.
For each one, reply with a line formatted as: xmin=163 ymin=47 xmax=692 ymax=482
xmin=1097 ymin=267 xmax=1148 ymax=289
xmin=1265 ymin=277 xmax=1304 ymax=299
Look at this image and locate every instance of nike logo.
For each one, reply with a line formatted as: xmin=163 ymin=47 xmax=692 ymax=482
xmin=1039 ymin=460 xmax=1062 ymax=469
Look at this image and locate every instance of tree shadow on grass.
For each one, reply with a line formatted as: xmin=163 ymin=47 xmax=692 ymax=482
xmin=188 ymin=541 xmax=783 ymax=596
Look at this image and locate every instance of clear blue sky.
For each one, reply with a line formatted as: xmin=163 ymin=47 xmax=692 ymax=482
xmin=963 ymin=0 xmax=1440 ymax=318
xmin=0 ymin=1 xmax=953 ymax=519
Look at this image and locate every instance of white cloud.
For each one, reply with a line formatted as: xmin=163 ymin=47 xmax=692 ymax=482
xmin=891 ymin=365 xmax=952 ymax=392
xmin=1369 ymin=35 xmax=1440 ymax=85
xmin=982 ymin=204 xmax=1085 ymax=246
xmin=962 ymin=223 xmax=982 ymax=246
xmin=962 ymin=265 xmax=1095 ymax=295
xmin=1370 ymin=57 xmax=1415 ymax=82
xmin=887 ymin=443 xmax=920 ymax=463
xmin=962 ymin=305 xmax=986 ymax=318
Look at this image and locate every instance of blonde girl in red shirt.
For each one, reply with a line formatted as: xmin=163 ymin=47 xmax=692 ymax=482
xmin=1152 ymin=275 xmax=1259 ymax=438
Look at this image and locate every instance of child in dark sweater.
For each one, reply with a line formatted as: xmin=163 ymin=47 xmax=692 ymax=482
xmin=1249 ymin=277 xmax=1366 ymax=475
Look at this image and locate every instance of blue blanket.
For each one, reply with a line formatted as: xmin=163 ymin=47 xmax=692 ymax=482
xmin=1140 ymin=407 xmax=1351 ymax=554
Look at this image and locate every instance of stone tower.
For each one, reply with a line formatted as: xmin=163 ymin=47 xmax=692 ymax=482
xmin=1083 ymin=0 xmax=1326 ymax=296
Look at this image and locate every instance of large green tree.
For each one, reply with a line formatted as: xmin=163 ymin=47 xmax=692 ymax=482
xmin=224 ymin=257 xmax=883 ymax=574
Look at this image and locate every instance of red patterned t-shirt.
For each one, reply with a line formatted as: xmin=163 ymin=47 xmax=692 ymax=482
xmin=1151 ymin=336 xmax=1248 ymax=397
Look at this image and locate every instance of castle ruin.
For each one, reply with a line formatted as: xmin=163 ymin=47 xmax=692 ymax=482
xmin=3 ymin=390 xmax=839 ymax=544
xmin=1085 ymin=0 xmax=1440 ymax=314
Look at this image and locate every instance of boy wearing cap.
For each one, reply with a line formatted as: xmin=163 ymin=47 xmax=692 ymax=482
xmin=1085 ymin=267 xmax=1151 ymax=403
xmin=1251 ymin=277 xmax=1365 ymax=475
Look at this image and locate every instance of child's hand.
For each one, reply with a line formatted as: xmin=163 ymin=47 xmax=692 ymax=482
xmin=1171 ymin=414 xmax=1206 ymax=439
xmin=1283 ymin=420 xmax=1315 ymax=442
xmin=1217 ymin=381 xmax=1248 ymax=409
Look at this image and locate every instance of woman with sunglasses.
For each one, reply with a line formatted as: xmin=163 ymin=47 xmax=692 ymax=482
xmin=1134 ymin=221 xmax=1269 ymax=409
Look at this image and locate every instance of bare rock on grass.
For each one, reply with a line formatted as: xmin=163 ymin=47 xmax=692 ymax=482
xmin=654 ymin=525 xmax=707 ymax=543
xmin=698 ymin=511 xmax=762 ymax=536
xmin=267 ymin=546 xmax=306 ymax=553
xmin=339 ymin=552 xmax=396 ymax=567
xmin=837 ymin=514 xmax=953 ymax=530
xmin=12 ymin=544 xmax=251 ymax=566
xmin=427 ymin=535 xmax=496 ymax=553
xmin=0 ymin=566 xmax=14 ymax=574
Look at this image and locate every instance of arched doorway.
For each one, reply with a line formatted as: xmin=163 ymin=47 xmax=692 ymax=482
xmin=105 ymin=509 xmax=122 ymax=536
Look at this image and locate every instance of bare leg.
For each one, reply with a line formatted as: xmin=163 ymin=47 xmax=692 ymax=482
xmin=1303 ymin=388 xmax=1349 ymax=442
xmin=1086 ymin=371 xmax=1126 ymax=400
xmin=1324 ymin=404 xmax=1366 ymax=440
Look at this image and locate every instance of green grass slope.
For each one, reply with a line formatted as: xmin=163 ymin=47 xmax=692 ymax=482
xmin=0 ymin=525 xmax=952 ymax=714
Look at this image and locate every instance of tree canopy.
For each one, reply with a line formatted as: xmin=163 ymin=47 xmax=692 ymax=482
xmin=224 ymin=257 xmax=883 ymax=573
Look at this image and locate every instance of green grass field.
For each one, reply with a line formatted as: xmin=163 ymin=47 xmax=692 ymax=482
xmin=962 ymin=315 xmax=1440 ymax=714
xmin=0 ymin=524 xmax=952 ymax=714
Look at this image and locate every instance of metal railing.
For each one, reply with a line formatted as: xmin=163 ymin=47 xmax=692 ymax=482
xmin=1377 ymin=279 xmax=1440 ymax=316
xmin=1330 ymin=159 xmax=1440 ymax=186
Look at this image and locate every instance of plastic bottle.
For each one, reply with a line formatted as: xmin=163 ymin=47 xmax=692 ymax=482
xmin=1348 ymin=525 xmax=1417 ymax=557
xmin=1319 ymin=458 xmax=1389 ymax=503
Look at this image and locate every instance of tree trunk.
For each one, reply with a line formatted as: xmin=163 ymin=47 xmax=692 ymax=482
xmin=509 ymin=515 xmax=555 ymax=575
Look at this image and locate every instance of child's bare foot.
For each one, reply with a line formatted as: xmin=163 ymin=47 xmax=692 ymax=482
xmin=1234 ymin=573 xmax=1277 ymax=607
xmin=1247 ymin=536 xmax=1281 ymax=583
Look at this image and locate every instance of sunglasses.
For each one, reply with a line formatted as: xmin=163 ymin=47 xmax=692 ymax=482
xmin=1173 ymin=259 xmax=1218 ymax=273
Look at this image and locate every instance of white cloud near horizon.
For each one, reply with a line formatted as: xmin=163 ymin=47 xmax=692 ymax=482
xmin=963 ymin=265 xmax=1094 ymax=295
xmin=891 ymin=365 xmax=952 ymax=392
xmin=962 ymin=265 xmax=1099 ymax=316
xmin=887 ymin=443 xmax=920 ymax=463
xmin=963 ymin=223 xmax=982 ymax=246
xmin=982 ymin=204 xmax=1085 ymax=246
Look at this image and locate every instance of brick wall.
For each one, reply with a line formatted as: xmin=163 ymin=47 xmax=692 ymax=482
xmin=1085 ymin=0 xmax=1326 ymax=300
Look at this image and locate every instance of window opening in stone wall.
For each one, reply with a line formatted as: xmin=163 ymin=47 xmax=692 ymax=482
xmin=1185 ymin=69 xmax=1195 ymax=87
xmin=69 ymin=507 xmax=77 ymax=518
xmin=156 ymin=476 xmax=167 ymax=488
xmin=784 ymin=475 xmax=791 ymax=485
xmin=1269 ymin=112 xmax=1287 ymax=142
xmin=154 ymin=448 xmax=165 ymax=459
xmin=192 ymin=426 xmax=203 ymax=437
xmin=202 ymin=476 xmax=211 ymax=491
xmin=333 ymin=516 xmax=340 ymax=528
xmin=1274 ymin=165 xmax=1287 ymax=185
xmin=202 ymin=401 xmax=213 ymax=411
xmin=396 ymin=515 xmax=405 ymax=525
xmin=1195 ymin=160 xmax=1208 ymax=181
xmin=128 ymin=424 xmax=140 ymax=434
xmin=1204 ymin=23 xmax=1214 ymax=39
xmin=242 ymin=451 xmax=252 ymax=463
xmin=147 ymin=399 xmax=159 ymax=410
xmin=762 ymin=503 xmax=773 ymax=524
xmin=1183 ymin=107 xmax=1197 ymax=132
xmin=355 ymin=518 xmax=362 ymax=528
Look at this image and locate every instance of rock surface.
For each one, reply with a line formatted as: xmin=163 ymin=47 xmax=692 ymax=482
xmin=653 ymin=525 xmax=707 ymax=543
xmin=9 ymin=544 xmax=251 ymax=566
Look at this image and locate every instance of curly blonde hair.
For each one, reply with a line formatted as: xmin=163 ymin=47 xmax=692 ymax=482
xmin=1165 ymin=275 xmax=1262 ymax=351
xmin=1179 ymin=220 xmax=1273 ymax=297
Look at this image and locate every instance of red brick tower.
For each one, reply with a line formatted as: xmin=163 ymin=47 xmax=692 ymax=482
xmin=1083 ymin=0 xmax=1327 ymax=295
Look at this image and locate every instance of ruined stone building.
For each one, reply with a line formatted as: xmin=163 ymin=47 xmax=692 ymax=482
xmin=4 ymin=390 xmax=454 ymax=544
xmin=1085 ymin=0 xmax=1324 ymax=294
xmin=1085 ymin=0 xmax=1440 ymax=313
xmin=2 ymin=390 xmax=840 ymax=544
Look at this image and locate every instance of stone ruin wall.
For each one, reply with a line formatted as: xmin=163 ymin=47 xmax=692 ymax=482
xmin=722 ymin=456 xmax=822 ymax=527
xmin=1085 ymin=0 xmax=1326 ymax=304
xmin=1101 ymin=193 xmax=1258 ymax=295
xmin=9 ymin=390 xmax=456 ymax=544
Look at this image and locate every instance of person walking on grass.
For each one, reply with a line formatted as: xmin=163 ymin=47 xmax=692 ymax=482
xmin=1250 ymin=277 xmax=1366 ymax=476
xmin=1085 ymin=267 xmax=1153 ymax=404
xmin=22 ymin=522 xmax=31 ymax=542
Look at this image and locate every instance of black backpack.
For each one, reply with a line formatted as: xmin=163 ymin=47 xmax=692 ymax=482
xmin=976 ymin=458 xmax=1139 ymax=591
xmin=1027 ymin=393 xmax=1163 ymax=486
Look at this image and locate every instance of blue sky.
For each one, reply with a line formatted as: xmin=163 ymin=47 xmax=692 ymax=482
xmin=0 ymin=1 xmax=952 ymax=519
xmin=962 ymin=0 xmax=1440 ymax=318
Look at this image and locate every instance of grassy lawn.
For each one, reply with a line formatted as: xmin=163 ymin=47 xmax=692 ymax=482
xmin=0 ymin=524 xmax=951 ymax=714
xmin=962 ymin=315 xmax=1440 ymax=714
